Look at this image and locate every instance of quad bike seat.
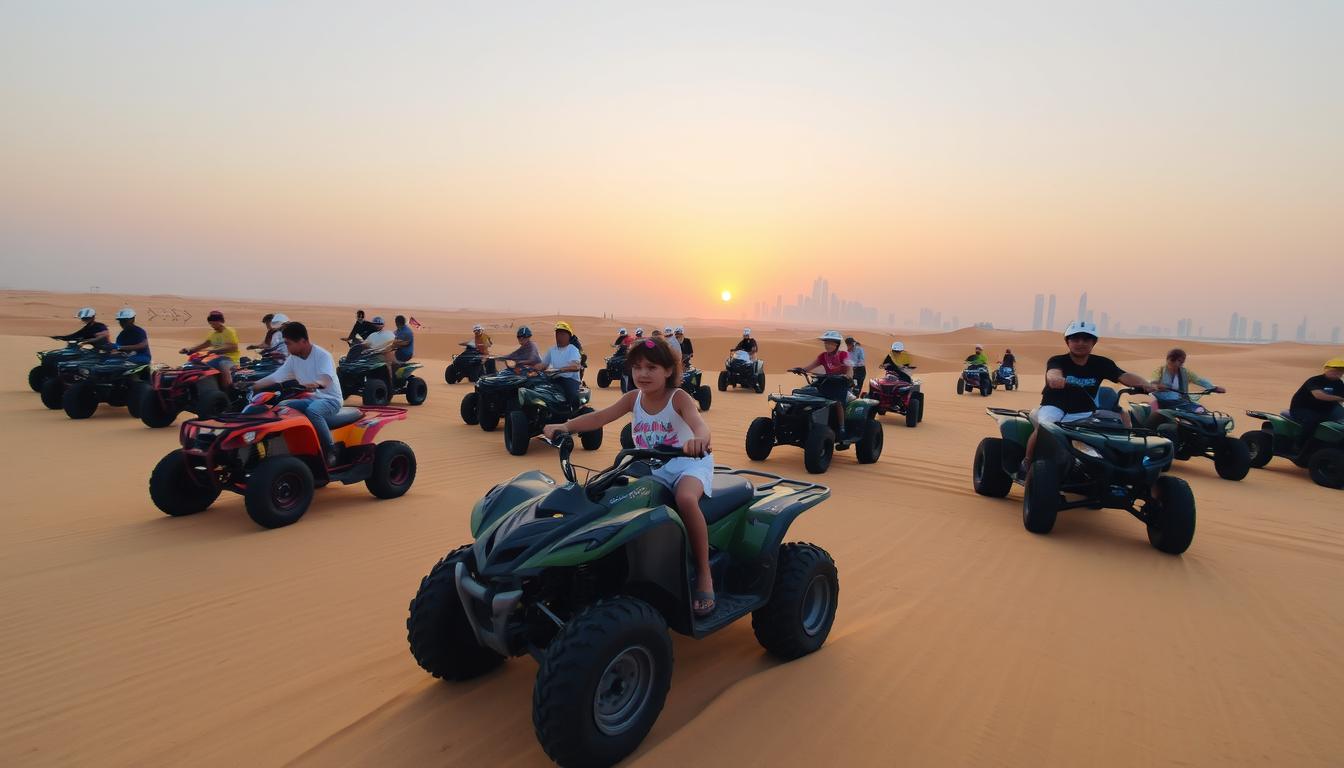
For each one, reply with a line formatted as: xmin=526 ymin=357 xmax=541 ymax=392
xmin=329 ymin=407 xmax=365 ymax=428
xmin=700 ymin=475 xmax=756 ymax=525
xmin=1280 ymin=410 xmax=1299 ymax=425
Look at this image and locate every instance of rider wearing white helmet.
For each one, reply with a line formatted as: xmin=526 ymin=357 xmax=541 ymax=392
xmin=1021 ymin=320 xmax=1154 ymax=476
xmin=54 ymin=307 xmax=111 ymax=348
xmin=613 ymin=327 xmax=630 ymax=348
xmin=109 ymin=308 xmax=151 ymax=363
xmin=882 ymin=341 xmax=914 ymax=383
xmin=794 ymin=330 xmax=854 ymax=438
xmin=731 ymin=327 xmax=758 ymax=360
xmin=673 ymin=326 xmax=692 ymax=361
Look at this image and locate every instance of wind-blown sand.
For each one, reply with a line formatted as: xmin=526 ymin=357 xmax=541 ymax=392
xmin=1 ymin=290 xmax=1341 ymax=766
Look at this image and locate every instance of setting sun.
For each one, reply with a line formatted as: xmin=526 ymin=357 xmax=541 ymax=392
xmin=721 ymin=290 xmax=732 ymax=302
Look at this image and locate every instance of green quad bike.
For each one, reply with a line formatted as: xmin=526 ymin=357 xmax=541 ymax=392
xmin=503 ymin=371 xmax=603 ymax=456
xmin=1240 ymin=409 xmax=1344 ymax=489
xmin=406 ymin=434 xmax=838 ymax=767
xmin=336 ymin=345 xmax=428 ymax=407
xmin=49 ymin=354 xmax=151 ymax=420
xmin=1127 ymin=390 xmax=1251 ymax=481
xmin=972 ymin=386 xmax=1195 ymax=554
xmin=29 ymin=339 xmax=101 ymax=395
xmin=744 ymin=370 xmax=883 ymax=474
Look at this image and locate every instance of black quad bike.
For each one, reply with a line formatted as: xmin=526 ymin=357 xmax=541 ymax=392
xmin=958 ymin=364 xmax=992 ymax=396
xmin=971 ymin=386 xmax=1194 ymax=554
xmin=48 ymin=354 xmax=151 ymax=420
xmin=744 ymin=370 xmax=883 ymax=474
xmin=595 ymin=348 xmax=629 ymax=391
xmin=405 ymin=434 xmax=838 ymax=767
xmin=444 ymin=342 xmax=496 ymax=384
xmin=29 ymin=339 xmax=101 ymax=394
xmin=336 ymin=345 xmax=428 ymax=407
xmin=1240 ymin=409 xmax=1344 ymax=489
xmin=1126 ymin=390 xmax=1251 ymax=481
xmin=718 ymin=354 xmax=766 ymax=393
xmin=503 ymin=372 xmax=602 ymax=456
xmin=992 ymin=365 xmax=1019 ymax=391
xmin=461 ymin=365 xmax=536 ymax=431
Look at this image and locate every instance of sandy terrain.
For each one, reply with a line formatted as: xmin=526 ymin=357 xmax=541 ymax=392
xmin=1 ymin=290 xmax=1341 ymax=766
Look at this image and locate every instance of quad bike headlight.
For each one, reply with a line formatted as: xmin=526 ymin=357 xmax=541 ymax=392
xmin=1070 ymin=440 xmax=1103 ymax=459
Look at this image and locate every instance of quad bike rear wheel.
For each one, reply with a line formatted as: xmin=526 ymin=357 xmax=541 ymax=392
xmin=717 ymin=371 xmax=729 ymax=391
xmin=695 ymin=385 xmax=712 ymax=412
xmin=245 ymin=456 xmax=315 ymax=529
xmin=751 ymin=543 xmax=839 ymax=659
xmin=620 ymin=422 xmax=634 ymax=449
xmin=404 ymin=375 xmax=428 ymax=405
xmin=28 ymin=364 xmax=46 ymax=392
xmin=576 ymin=407 xmax=603 ymax=451
xmin=140 ymin=390 xmax=180 ymax=428
xmin=754 ymin=372 xmax=766 ymax=394
xmin=63 ymin=381 xmax=99 ymax=419
xmin=504 ymin=410 xmax=531 ymax=456
xmin=407 ymin=544 xmax=506 ymax=681
xmin=532 ymin=597 xmax=672 ymax=768
xmin=125 ymin=381 xmax=148 ymax=419
xmin=973 ymin=437 xmax=1013 ymax=498
xmin=1308 ymin=447 xmax=1344 ymax=489
xmin=460 ymin=392 xmax=480 ymax=425
xmin=905 ymin=397 xmax=920 ymax=428
xmin=803 ymin=426 xmax=835 ymax=474
xmin=1240 ymin=430 xmax=1273 ymax=468
xmin=1147 ymin=476 xmax=1196 ymax=554
xmin=363 ymin=378 xmax=391 ymax=406
xmin=957 ymin=378 xmax=965 ymax=395
xmin=367 ymin=440 xmax=417 ymax=498
xmin=149 ymin=449 xmax=221 ymax=516
xmin=196 ymin=388 xmax=229 ymax=417
xmin=596 ymin=369 xmax=611 ymax=389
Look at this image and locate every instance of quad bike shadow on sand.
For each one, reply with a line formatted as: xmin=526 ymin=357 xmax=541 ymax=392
xmin=406 ymin=433 xmax=838 ymax=767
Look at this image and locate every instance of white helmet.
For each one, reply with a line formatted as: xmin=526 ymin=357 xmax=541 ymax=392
xmin=76 ymin=307 xmax=96 ymax=319
xmin=891 ymin=341 xmax=905 ymax=352
xmin=819 ymin=330 xmax=844 ymax=343
xmin=1064 ymin=320 xmax=1100 ymax=340
xmin=634 ymin=327 xmax=644 ymax=336
xmin=115 ymin=307 xmax=136 ymax=320
xmin=472 ymin=323 xmax=484 ymax=332
xmin=974 ymin=344 xmax=983 ymax=350
xmin=742 ymin=327 xmax=752 ymax=335
xmin=674 ymin=326 xmax=684 ymax=333
xmin=269 ymin=313 xmax=289 ymax=328
xmin=618 ymin=327 xmax=626 ymax=334
xmin=663 ymin=326 xmax=673 ymax=334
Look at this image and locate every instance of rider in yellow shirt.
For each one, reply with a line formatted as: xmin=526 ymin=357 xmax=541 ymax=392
xmin=180 ymin=309 xmax=242 ymax=389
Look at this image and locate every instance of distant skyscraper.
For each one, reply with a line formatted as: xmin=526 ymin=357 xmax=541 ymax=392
xmin=1077 ymin=292 xmax=1088 ymax=323
xmin=1271 ymin=323 xmax=1279 ymax=342
xmin=1100 ymin=312 xmax=1110 ymax=336
xmin=1237 ymin=317 xmax=1248 ymax=340
xmin=1229 ymin=312 xmax=1240 ymax=340
xmin=1032 ymin=294 xmax=1044 ymax=330
xmin=1296 ymin=316 xmax=1307 ymax=342
xmin=1046 ymin=294 xmax=1057 ymax=330
xmin=1252 ymin=320 xmax=1262 ymax=340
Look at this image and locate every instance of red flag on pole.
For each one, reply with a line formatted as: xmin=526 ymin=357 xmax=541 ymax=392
xmin=408 ymin=316 xmax=422 ymax=329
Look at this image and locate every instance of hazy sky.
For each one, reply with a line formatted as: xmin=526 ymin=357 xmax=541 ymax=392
xmin=2 ymin=1 xmax=1341 ymax=335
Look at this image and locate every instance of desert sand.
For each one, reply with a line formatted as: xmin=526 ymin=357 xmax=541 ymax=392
xmin=1 ymin=289 xmax=1341 ymax=767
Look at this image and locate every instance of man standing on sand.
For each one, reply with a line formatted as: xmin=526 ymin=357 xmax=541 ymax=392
xmin=846 ymin=336 xmax=866 ymax=394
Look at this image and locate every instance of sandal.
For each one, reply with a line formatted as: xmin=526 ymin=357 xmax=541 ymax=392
xmin=692 ymin=590 xmax=716 ymax=617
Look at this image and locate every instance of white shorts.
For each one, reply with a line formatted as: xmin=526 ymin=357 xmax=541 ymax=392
xmin=651 ymin=455 xmax=715 ymax=497
xmin=1031 ymin=406 xmax=1093 ymax=426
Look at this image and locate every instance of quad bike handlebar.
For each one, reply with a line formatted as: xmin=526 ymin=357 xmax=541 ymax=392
xmin=788 ymin=369 xmax=850 ymax=385
xmin=540 ymin=433 xmax=696 ymax=497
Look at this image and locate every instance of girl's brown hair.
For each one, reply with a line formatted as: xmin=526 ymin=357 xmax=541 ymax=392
xmin=625 ymin=337 xmax=683 ymax=390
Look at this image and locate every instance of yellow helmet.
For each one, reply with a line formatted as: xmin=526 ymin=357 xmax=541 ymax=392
xmin=554 ymin=321 xmax=574 ymax=334
xmin=1325 ymin=358 xmax=1344 ymax=369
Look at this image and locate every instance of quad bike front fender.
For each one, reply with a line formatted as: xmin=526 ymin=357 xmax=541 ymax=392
xmin=470 ymin=470 xmax=557 ymax=536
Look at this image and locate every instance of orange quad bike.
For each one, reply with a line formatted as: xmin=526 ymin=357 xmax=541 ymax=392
xmin=148 ymin=384 xmax=417 ymax=528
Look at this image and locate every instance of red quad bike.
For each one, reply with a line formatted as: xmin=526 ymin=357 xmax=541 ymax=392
xmin=148 ymin=384 xmax=417 ymax=529
xmin=864 ymin=366 xmax=924 ymax=428
xmin=140 ymin=351 xmax=276 ymax=428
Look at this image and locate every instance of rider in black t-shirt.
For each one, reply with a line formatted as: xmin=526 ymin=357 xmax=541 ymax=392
xmin=1288 ymin=360 xmax=1344 ymax=450
xmin=340 ymin=309 xmax=379 ymax=343
xmin=732 ymin=329 xmax=758 ymax=358
xmin=54 ymin=307 xmax=110 ymax=348
xmin=1021 ymin=321 xmax=1153 ymax=476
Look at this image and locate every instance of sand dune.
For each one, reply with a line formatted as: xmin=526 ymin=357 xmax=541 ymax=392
xmin=1 ymin=291 xmax=1341 ymax=766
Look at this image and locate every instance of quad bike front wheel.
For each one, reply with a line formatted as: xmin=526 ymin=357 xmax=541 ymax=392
xmin=504 ymin=410 xmax=531 ymax=456
xmin=596 ymin=369 xmax=611 ymax=389
xmin=404 ymin=375 xmax=428 ymax=406
xmin=367 ymin=440 xmax=417 ymax=498
xmin=803 ymin=425 xmax=835 ymax=474
xmin=745 ymin=417 xmax=775 ymax=461
xmin=245 ymin=456 xmax=315 ymax=529
xmin=956 ymin=378 xmax=965 ymax=395
xmin=1241 ymin=430 xmax=1273 ymax=468
xmin=855 ymin=419 xmax=883 ymax=464
xmin=363 ymin=378 xmax=391 ymax=406
xmin=62 ymin=381 xmax=99 ymax=419
xmin=973 ymin=437 xmax=1013 ymax=498
xmin=1213 ymin=437 xmax=1251 ymax=481
xmin=532 ymin=597 xmax=673 ymax=768
xmin=40 ymin=378 xmax=65 ymax=410
xmin=905 ymin=397 xmax=920 ymax=428
xmin=460 ymin=392 xmax=480 ymax=425
xmin=407 ymin=544 xmax=506 ymax=681
xmin=576 ymin=407 xmax=603 ymax=451
xmin=125 ymin=381 xmax=148 ymax=419
xmin=695 ymin=384 xmax=712 ymax=412
xmin=752 ymin=543 xmax=839 ymax=659
xmin=1023 ymin=459 xmax=1061 ymax=534
xmin=717 ymin=371 xmax=729 ymax=392
xmin=1147 ymin=476 xmax=1196 ymax=554
xmin=149 ymin=449 xmax=221 ymax=516
xmin=28 ymin=364 xmax=46 ymax=392
xmin=140 ymin=391 xmax=181 ymax=428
